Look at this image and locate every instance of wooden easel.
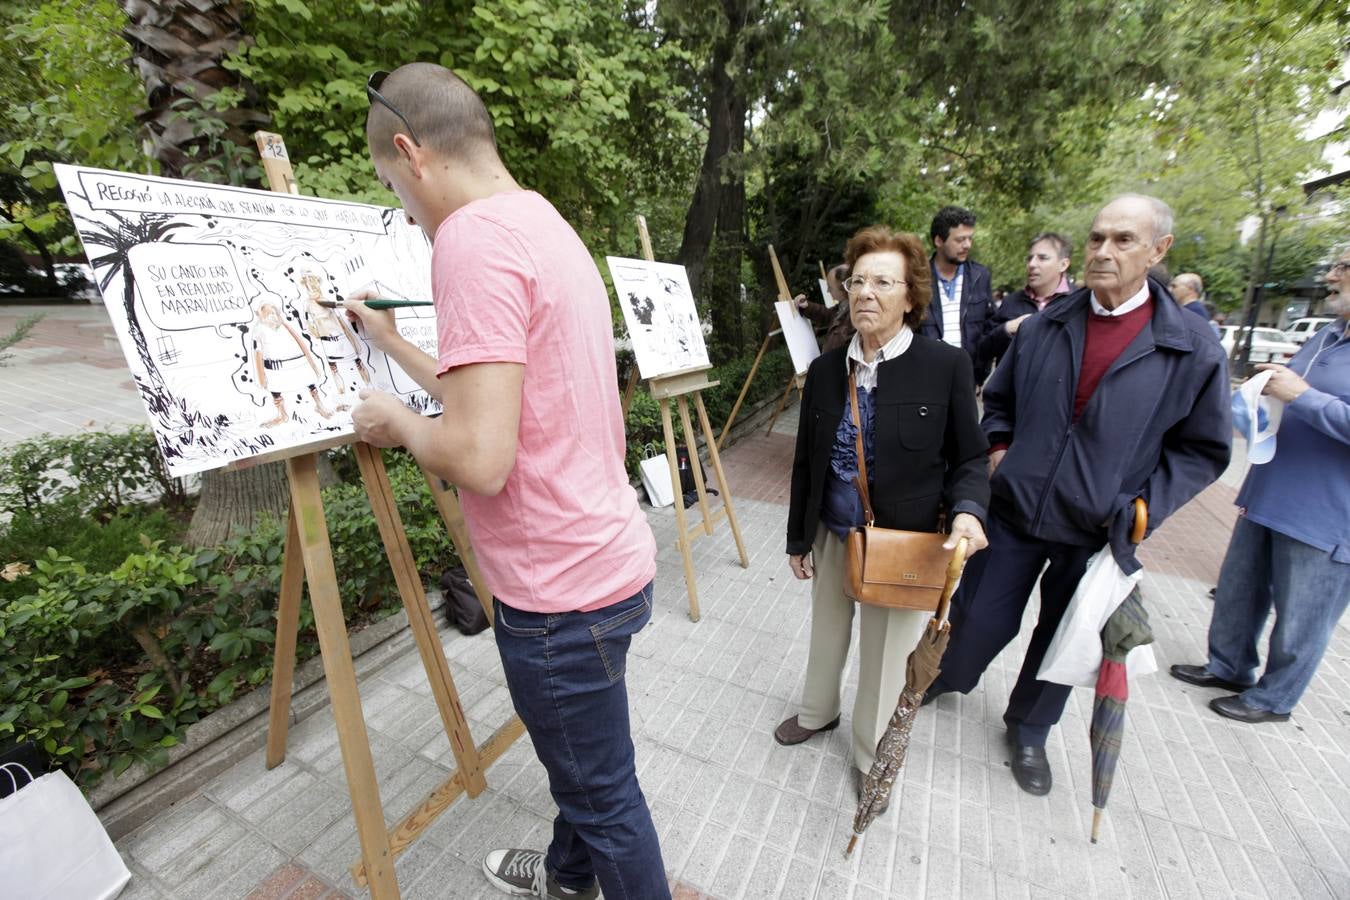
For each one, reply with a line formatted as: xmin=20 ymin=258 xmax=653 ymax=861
xmin=623 ymin=215 xmax=748 ymax=621
xmin=717 ymin=244 xmax=809 ymax=446
xmin=251 ymin=131 xmax=521 ymax=898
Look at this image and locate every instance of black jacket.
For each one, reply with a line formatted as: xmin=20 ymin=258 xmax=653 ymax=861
xmin=983 ymin=278 xmax=1232 ymax=572
xmin=978 ymin=286 xmax=1072 ymax=372
xmin=786 ymin=335 xmax=990 ymax=555
xmin=918 ymin=258 xmax=994 ymax=383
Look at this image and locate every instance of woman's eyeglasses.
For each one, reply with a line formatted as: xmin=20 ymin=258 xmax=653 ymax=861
xmin=843 ymin=275 xmax=902 ymax=294
xmin=366 ymin=71 xmax=422 ymax=147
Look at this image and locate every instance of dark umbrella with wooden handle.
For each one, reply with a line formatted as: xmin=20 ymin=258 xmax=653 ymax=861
xmin=845 ymin=537 xmax=968 ymax=857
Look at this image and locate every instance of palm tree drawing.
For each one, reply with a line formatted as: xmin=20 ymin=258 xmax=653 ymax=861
xmin=78 ymin=209 xmax=187 ymax=406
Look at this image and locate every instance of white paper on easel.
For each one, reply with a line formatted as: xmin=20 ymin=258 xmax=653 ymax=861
xmin=775 ymin=300 xmax=821 ymax=376
xmin=606 ymin=256 xmax=710 ymax=379
xmin=818 ymin=278 xmax=837 ymax=308
xmin=54 ymin=163 xmax=438 ymax=478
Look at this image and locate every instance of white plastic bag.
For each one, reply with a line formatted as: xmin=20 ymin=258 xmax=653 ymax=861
xmin=1038 ymin=549 xmax=1158 ymax=687
xmin=637 ymin=444 xmax=674 ymax=508
xmin=0 ymin=763 xmax=131 ymax=899
xmin=1233 ymin=369 xmax=1285 ymax=465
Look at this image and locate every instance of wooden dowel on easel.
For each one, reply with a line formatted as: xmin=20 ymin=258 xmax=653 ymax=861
xmin=819 ymin=260 xmax=827 ymax=280
xmin=265 ymin=505 xmax=305 ymax=769
xmin=768 ymin=244 xmax=796 ymax=315
xmin=677 ymin=395 xmax=714 ymax=536
xmin=620 ymin=216 xmax=657 ymax=419
xmin=717 ymin=327 xmax=781 ymax=450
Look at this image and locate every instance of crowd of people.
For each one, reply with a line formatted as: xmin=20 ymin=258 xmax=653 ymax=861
xmin=339 ymin=62 xmax=1347 ymax=900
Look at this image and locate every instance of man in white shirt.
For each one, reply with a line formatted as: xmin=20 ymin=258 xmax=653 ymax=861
xmin=918 ymin=205 xmax=994 ymax=385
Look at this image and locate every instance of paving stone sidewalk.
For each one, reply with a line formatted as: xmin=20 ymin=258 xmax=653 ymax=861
xmin=7 ymin=306 xmax=1349 ymax=898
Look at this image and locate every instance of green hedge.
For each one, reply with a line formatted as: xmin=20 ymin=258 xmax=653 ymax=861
xmin=0 ymin=436 xmax=460 ymax=789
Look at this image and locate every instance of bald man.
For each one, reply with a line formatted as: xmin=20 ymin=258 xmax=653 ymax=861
xmin=925 ymin=194 xmax=1231 ymax=797
xmin=345 ymin=64 xmax=668 ymax=900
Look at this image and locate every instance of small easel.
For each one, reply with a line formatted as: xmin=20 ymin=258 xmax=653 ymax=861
xmin=251 ymin=132 xmax=521 ymax=898
xmin=622 ymin=215 xmax=748 ymax=621
xmin=717 ymin=245 xmax=808 ymax=446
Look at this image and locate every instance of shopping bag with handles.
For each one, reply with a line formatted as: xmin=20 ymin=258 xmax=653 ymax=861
xmin=0 ymin=762 xmax=131 ymax=899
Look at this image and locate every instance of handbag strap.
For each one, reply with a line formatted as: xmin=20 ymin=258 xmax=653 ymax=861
xmin=847 ymin=367 xmax=876 ymax=527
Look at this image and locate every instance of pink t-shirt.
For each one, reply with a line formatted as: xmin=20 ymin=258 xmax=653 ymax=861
xmin=430 ymin=190 xmax=656 ymax=613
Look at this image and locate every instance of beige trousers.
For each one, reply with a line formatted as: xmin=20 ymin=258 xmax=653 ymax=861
xmin=798 ymin=523 xmax=929 ymax=773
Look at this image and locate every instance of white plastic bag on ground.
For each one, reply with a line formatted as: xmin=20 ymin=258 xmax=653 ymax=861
xmin=1038 ymin=549 xmax=1158 ymax=687
xmin=0 ymin=763 xmax=131 ymax=899
xmin=638 ymin=445 xmax=675 ymax=508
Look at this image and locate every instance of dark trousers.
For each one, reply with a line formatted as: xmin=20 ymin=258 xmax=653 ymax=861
xmin=493 ymin=583 xmax=670 ymax=899
xmin=928 ymin=513 xmax=1098 ymax=747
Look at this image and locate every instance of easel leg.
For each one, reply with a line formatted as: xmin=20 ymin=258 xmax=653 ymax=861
xmin=677 ymin=395 xmax=714 ymax=536
xmin=717 ymin=332 xmax=773 ymax=451
xmin=266 ymin=504 xmax=305 ymax=769
xmin=620 ymin=366 xmax=640 ymax=420
xmin=765 ymin=371 xmax=798 ymax=435
xmin=661 ymin=398 xmax=700 ymax=621
xmin=695 ymin=393 xmax=750 ymax=568
xmin=420 ymin=469 xmax=494 ymax=624
xmin=285 ymin=454 xmax=398 ymax=898
xmin=356 ymin=445 xmax=487 ymax=797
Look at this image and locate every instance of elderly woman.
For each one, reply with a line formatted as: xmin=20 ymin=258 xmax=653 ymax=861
xmin=776 ymin=225 xmax=990 ymax=798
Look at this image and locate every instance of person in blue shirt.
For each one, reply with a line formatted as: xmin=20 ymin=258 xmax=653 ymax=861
xmin=1171 ymin=248 xmax=1350 ymax=723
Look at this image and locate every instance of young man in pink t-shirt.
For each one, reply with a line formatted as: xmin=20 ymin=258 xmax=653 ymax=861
xmin=345 ymin=63 xmax=667 ymax=900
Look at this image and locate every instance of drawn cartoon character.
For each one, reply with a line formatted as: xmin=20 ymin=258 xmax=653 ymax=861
xmin=252 ymin=301 xmax=333 ymax=426
xmin=295 ymin=267 xmax=370 ymax=408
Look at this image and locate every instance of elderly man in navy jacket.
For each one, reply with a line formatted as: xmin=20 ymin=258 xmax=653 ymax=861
xmin=924 ymin=194 xmax=1232 ymax=796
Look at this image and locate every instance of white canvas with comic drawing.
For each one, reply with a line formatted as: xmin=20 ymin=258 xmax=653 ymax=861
xmin=605 ymin=257 xmax=709 ymax=379
xmin=55 ymin=164 xmax=439 ymax=477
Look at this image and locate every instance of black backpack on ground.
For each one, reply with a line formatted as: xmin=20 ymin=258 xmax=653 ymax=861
xmin=439 ymin=565 xmax=490 ymax=636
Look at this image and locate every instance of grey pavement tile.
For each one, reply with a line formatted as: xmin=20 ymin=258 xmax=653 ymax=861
xmin=711 ymin=832 xmax=758 ymax=899
xmin=682 ymin=818 xmax=732 ymax=893
xmin=119 ymin=794 xmax=231 ymax=873
xmin=777 ymin=856 xmax=823 ymax=900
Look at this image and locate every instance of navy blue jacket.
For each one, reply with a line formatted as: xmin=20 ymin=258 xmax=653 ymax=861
xmin=983 ymin=278 xmax=1232 ymax=572
xmin=920 ymin=258 xmax=994 ymax=384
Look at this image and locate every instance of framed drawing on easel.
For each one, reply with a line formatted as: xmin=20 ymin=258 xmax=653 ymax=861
xmin=606 ymin=256 xmax=710 ymax=379
xmin=54 ymin=163 xmax=438 ymax=477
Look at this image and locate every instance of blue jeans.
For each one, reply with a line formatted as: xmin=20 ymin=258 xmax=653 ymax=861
xmin=1206 ymin=517 xmax=1350 ymax=714
xmin=493 ymin=583 xmax=669 ymax=899
xmin=926 ymin=512 xmax=1098 ymax=747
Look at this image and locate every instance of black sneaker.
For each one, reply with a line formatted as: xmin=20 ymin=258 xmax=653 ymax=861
xmin=482 ymin=848 xmax=601 ymax=899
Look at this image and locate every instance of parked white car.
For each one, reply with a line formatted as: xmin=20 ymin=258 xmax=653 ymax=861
xmin=1219 ymin=326 xmax=1300 ymax=365
xmin=1283 ymin=317 xmax=1336 ymax=346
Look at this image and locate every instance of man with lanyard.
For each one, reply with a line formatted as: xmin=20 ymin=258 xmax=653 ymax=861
xmin=979 ymin=232 xmax=1074 ymax=371
xmin=923 ymin=194 xmax=1231 ymax=797
xmin=919 ymin=205 xmax=994 ymax=385
xmin=1171 ymin=248 xmax=1350 ymax=724
xmin=345 ymin=63 xmax=668 ymax=900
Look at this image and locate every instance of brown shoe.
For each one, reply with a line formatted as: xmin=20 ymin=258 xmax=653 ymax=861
xmin=774 ymin=714 xmax=841 ymax=746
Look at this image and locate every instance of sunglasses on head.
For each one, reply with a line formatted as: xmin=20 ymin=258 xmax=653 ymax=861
xmin=366 ymin=71 xmax=422 ymax=147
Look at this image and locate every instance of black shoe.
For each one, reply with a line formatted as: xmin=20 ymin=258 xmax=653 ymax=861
xmin=1169 ymin=664 xmax=1251 ymax=693
xmin=1210 ymin=695 xmax=1290 ymax=724
xmin=1009 ymin=744 xmax=1052 ymax=796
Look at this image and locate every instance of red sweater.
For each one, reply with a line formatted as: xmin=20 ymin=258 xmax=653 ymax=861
xmin=1074 ymin=298 xmax=1154 ymax=421
xmin=990 ymin=297 xmax=1155 ymax=454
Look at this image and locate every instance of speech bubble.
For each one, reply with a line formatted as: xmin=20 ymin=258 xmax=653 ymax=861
xmin=129 ymin=243 xmax=255 ymax=331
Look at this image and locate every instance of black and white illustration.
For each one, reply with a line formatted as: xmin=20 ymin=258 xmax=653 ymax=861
xmin=605 ymin=256 xmax=710 ymax=379
xmin=55 ymin=164 xmax=438 ymax=477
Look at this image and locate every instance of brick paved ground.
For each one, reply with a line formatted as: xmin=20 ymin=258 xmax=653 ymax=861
xmin=8 ymin=307 xmax=1350 ymax=898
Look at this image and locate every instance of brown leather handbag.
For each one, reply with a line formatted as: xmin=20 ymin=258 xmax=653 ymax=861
xmin=841 ymin=369 xmax=952 ymax=611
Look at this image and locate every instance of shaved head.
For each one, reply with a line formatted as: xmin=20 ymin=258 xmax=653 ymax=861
xmin=366 ymin=63 xmax=498 ymax=163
